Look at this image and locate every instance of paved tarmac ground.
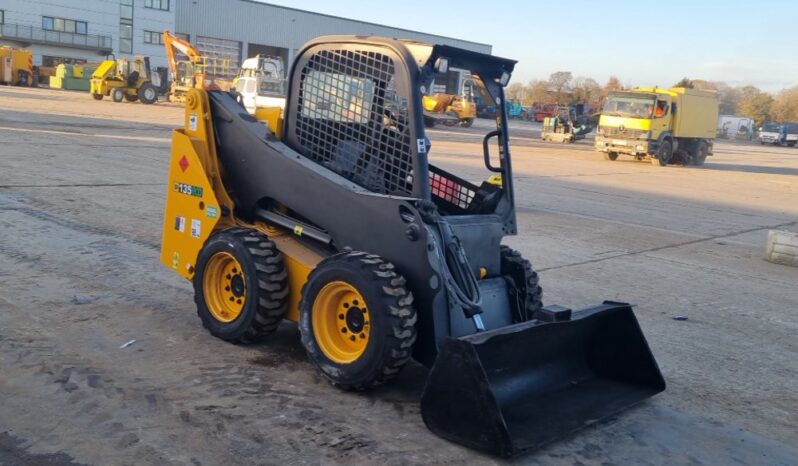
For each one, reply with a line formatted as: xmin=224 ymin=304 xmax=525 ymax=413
xmin=1 ymin=86 xmax=797 ymax=465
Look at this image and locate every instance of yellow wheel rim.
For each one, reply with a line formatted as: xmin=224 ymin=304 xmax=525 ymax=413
xmin=203 ymin=252 xmax=246 ymax=323
xmin=312 ymin=281 xmax=370 ymax=364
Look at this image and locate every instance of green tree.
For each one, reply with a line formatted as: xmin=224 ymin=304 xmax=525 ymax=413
xmin=674 ymin=77 xmax=695 ymax=88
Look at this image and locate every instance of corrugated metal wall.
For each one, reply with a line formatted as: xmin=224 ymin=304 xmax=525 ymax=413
xmin=176 ymin=0 xmax=492 ymax=63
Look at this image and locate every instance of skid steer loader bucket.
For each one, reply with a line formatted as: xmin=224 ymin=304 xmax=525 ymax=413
xmin=421 ymin=301 xmax=665 ymax=457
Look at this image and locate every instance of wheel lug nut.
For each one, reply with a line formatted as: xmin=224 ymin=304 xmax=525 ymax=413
xmin=226 ymin=274 xmax=231 ymax=279
xmin=350 ymin=335 xmax=356 ymax=341
xmin=225 ymin=286 xmax=230 ymax=291
xmin=359 ymin=334 xmax=366 ymax=339
xmin=341 ymin=327 xmax=347 ymax=333
xmin=343 ymin=303 xmax=350 ymax=309
xmin=338 ymin=314 xmax=344 ymax=320
xmin=236 ymin=299 xmax=242 ymax=304
xmin=229 ymin=297 xmax=234 ymax=302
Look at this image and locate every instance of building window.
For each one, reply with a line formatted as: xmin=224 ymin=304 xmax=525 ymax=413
xmin=42 ymin=16 xmax=88 ymax=35
xmin=144 ymin=0 xmax=170 ymax=11
xmin=120 ymin=0 xmax=134 ymax=54
xmin=144 ymin=31 xmax=164 ymax=45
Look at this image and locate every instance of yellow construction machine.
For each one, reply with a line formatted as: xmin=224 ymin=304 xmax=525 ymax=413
xmin=160 ymin=35 xmax=665 ymax=457
xmin=162 ymin=30 xmax=232 ymax=103
xmin=90 ymin=56 xmax=159 ymax=104
xmin=422 ymin=67 xmax=477 ymax=127
xmin=0 ymin=46 xmax=33 ymax=86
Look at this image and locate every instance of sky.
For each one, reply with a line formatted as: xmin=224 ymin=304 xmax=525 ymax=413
xmin=261 ymin=0 xmax=798 ymax=93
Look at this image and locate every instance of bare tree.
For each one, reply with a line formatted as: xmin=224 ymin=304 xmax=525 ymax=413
xmin=548 ymin=71 xmax=573 ymax=104
xmin=506 ymin=82 xmax=526 ymax=102
xmin=571 ymin=77 xmax=601 ymax=104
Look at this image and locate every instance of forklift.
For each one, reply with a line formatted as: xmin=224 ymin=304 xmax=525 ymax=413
xmin=541 ymin=104 xmax=594 ymax=143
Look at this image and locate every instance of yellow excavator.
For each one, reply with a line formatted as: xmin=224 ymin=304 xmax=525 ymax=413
xmin=162 ymin=30 xmax=232 ymax=103
xmin=160 ymin=35 xmax=664 ymax=457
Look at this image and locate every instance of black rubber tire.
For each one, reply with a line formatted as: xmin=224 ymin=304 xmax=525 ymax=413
xmin=299 ymin=251 xmax=417 ymax=391
xmin=91 ymin=93 xmax=103 ymax=100
xmin=652 ymin=140 xmax=672 ymax=166
xmin=424 ymin=117 xmax=436 ymax=128
xmin=693 ymin=141 xmax=708 ymax=166
xmin=789 ymin=142 xmax=796 ymax=147
xmin=500 ymin=246 xmax=543 ymax=322
xmin=124 ymin=94 xmax=138 ymax=102
xmin=138 ymin=83 xmax=158 ymax=104
xmin=459 ymin=118 xmax=474 ymax=128
xmin=194 ymin=228 xmax=289 ymax=343
xmin=111 ymin=88 xmax=125 ymax=103
xmin=604 ymin=151 xmax=619 ymax=161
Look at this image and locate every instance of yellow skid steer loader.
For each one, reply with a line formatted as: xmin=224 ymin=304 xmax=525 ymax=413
xmin=160 ymin=35 xmax=665 ymax=457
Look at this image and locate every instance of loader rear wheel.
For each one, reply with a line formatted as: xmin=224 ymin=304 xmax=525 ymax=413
xmin=91 ymin=93 xmax=103 ymax=100
xmin=138 ymin=83 xmax=158 ymax=104
xmin=500 ymin=246 xmax=543 ymax=322
xmin=299 ymin=251 xmax=417 ymax=390
xmin=194 ymin=228 xmax=288 ymax=343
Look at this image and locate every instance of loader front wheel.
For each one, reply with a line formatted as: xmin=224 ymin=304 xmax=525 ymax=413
xmin=500 ymin=246 xmax=543 ymax=322
xmin=299 ymin=252 xmax=417 ymax=390
xmin=111 ymin=88 xmax=125 ymax=103
xmin=194 ymin=228 xmax=288 ymax=343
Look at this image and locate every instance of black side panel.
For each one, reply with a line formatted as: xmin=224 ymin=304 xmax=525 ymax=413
xmin=208 ymin=91 xmax=445 ymax=364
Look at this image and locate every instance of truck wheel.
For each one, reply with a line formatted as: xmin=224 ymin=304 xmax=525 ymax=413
xmin=92 ymin=93 xmax=103 ymax=101
xmin=299 ymin=251 xmax=417 ymax=390
xmin=111 ymin=88 xmax=125 ymax=103
xmin=693 ymin=141 xmax=708 ymax=166
xmin=459 ymin=118 xmax=474 ymax=128
xmin=604 ymin=152 xmax=619 ymax=161
xmin=194 ymin=228 xmax=289 ymax=343
xmin=652 ymin=140 xmax=672 ymax=166
xmin=138 ymin=83 xmax=158 ymax=104
xmin=500 ymin=246 xmax=543 ymax=322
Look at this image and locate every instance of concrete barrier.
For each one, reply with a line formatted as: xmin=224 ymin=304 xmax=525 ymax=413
xmin=765 ymin=230 xmax=798 ymax=267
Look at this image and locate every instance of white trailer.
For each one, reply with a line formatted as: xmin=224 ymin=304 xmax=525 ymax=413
xmin=717 ymin=115 xmax=754 ymax=140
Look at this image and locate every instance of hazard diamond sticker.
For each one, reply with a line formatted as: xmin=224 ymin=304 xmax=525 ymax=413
xmin=179 ymin=155 xmax=189 ymax=172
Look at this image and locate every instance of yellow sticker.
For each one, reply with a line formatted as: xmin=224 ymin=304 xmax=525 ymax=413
xmin=293 ymin=225 xmax=304 ymax=236
xmin=171 ymin=251 xmax=180 ymax=270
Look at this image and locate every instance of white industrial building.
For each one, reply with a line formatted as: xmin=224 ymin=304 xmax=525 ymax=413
xmin=0 ymin=0 xmax=175 ymax=68
xmin=0 ymin=0 xmax=489 ymax=75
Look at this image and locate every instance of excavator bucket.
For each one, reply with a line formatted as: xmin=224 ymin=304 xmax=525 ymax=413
xmin=420 ymin=302 xmax=665 ymax=457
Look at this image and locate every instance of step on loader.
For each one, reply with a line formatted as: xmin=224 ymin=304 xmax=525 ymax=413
xmin=160 ymin=35 xmax=665 ymax=457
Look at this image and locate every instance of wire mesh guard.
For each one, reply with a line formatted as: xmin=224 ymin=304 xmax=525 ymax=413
xmin=294 ymin=48 xmax=414 ymax=196
xmin=429 ymin=165 xmax=477 ymax=212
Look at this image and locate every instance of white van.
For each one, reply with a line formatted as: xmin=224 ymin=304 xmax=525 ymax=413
xmin=234 ymin=55 xmax=286 ymax=114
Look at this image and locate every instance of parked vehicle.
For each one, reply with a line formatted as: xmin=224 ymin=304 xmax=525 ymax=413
xmin=759 ymin=122 xmax=798 ymax=146
xmin=234 ymin=54 xmax=286 ymax=114
xmin=717 ymin=115 xmax=754 ymax=140
xmin=595 ymin=87 xmax=719 ymax=166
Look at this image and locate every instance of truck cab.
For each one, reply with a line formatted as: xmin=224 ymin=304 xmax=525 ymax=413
xmin=596 ymin=87 xmax=718 ymax=166
xmin=234 ymin=55 xmax=286 ymax=114
xmin=759 ymin=122 xmax=798 ymax=146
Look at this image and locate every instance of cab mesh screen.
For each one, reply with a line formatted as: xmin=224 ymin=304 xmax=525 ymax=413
xmin=294 ymin=48 xmax=414 ymax=196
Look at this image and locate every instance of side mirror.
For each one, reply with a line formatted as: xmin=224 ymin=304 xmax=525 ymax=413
xmin=671 ymin=103 xmax=677 ymax=115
